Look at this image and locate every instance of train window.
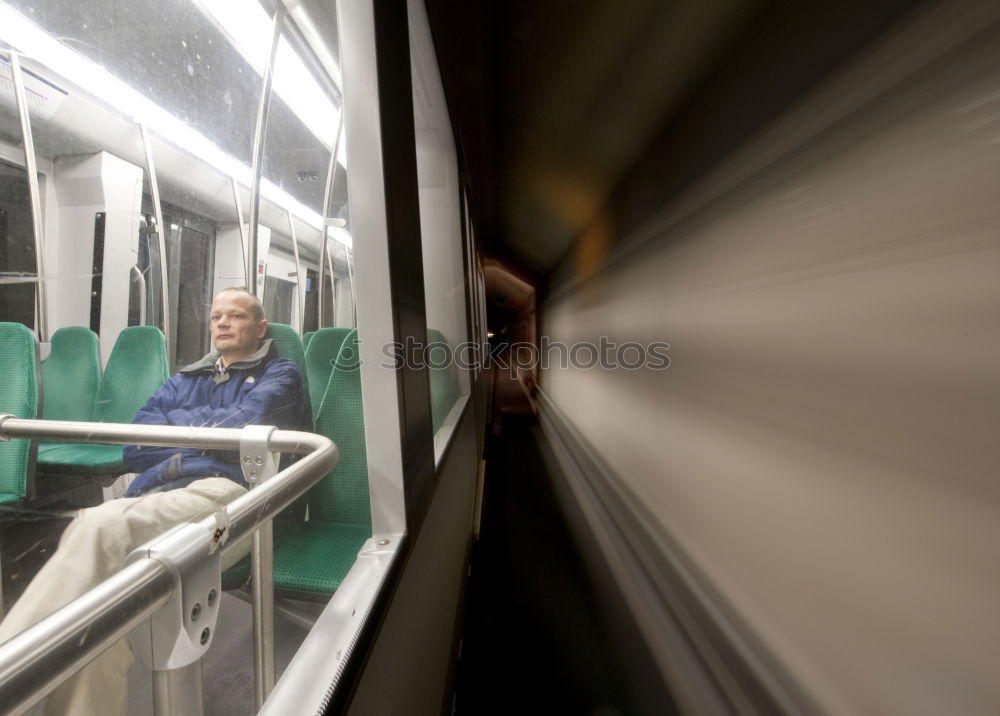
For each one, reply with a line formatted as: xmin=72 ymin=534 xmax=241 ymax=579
xmin=409 ymin=1 xmax=471 ymax=459
xmin=168 ymin=220 xmax=215 ymax=366
xmin=0 ymin=158 xmax=36 ymax=327
xmin=0 ymin=0 xmax=378 ymax=712
xmin=255 ymin=9 xmax=348 ymax=335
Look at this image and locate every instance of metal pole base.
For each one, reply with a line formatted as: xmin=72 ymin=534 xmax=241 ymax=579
xmin=152 ymin=661 xmax=204 ymax=716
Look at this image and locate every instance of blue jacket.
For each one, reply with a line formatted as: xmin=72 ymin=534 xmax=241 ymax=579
xmin=123 ymin=339 xmax=308 ymax=496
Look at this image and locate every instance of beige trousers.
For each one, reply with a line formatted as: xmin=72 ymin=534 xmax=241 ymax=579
xmin=0 ymin=477 xmax=247 ymax=716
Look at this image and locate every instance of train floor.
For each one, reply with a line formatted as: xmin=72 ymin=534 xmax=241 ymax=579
xmin=454 ymin=414 xmax=637 ymax=716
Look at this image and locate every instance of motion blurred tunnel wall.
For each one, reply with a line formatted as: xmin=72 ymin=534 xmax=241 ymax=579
xmin=534 ymin=3 xmax=1000 ymax=714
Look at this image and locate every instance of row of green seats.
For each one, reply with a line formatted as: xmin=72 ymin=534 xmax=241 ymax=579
xmin=4 ymin=320 xmax=455 ymax=602
xmin=38 ymin=326 xmax=169 ymax=482
xmin=0 ymin=323 xmax=170 ymax=505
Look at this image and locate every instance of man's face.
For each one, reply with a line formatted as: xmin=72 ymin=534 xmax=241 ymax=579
xmin=210 ymin=292 xmax=267 ymax=364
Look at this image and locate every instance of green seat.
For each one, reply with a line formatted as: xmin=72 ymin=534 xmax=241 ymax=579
xmin=427 ymin=329 xmax=460 ymax=432
xmin=38 ymin=326 xmax=168 ymax=479
xmin=303 ymin=328 xmax=351 ymax=422
xmin=0 ymin=323 xmax=40 ymax=504
xmin=268 ymin=323 xmax=306 ymax=376
xmin=267 ymin=323 xmax=310 ymax=423
xmin=224 ymin=330 xmax=369 ymax=597
xmin=226 ymin=329 xmax=372 ymax=601
xmin=272 ymin=329 xmax=370 ymax=600
xmin=41 ymin=326 xmax=101 ymax=423
xmin=303 ymin=331 xmax=315 ymax=352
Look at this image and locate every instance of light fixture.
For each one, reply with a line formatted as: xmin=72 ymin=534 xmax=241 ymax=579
xmin=189 ymin=0 xmax=342 ymax=152
xmin=0 ymin=1 xmax=346 ymax=241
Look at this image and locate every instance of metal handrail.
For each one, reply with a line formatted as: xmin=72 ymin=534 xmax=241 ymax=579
xmin=9 ymin=52 xmax=48 ymax=342
xmin=247 ymin=4 xmax=286 ymax=296
xmin=0 ymin=416 xmax=338 ymax=715
xmin=140 ymin=124 xmax=173 ymax=369
xmin=131 ymin=265 xmax=147 ymax=325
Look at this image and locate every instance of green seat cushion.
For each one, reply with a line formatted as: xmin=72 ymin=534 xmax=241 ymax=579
xmin=272 ymin=522 xmax=371 ymax=596
xmin=37 ymin=442 xmax=125 ymax=475
xmin=223 ymin=521 xmax=370 ymax=599
xmin=0 ymin=491 xmax=21 ymax=504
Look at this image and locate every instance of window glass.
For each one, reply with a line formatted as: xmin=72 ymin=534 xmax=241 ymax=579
xmin=0 ymin=158 xmax=36 ymax=326
xmin=0 ymin=1 xmax=371 ymax=712
xmin=409 ymin=5 xmax=471 ymax=449
xmin=259 ymin=14 xmax=346 ymax=335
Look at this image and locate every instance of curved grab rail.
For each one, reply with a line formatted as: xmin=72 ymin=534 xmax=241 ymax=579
xmin=0 ymin=416 xmax=338 ymax=715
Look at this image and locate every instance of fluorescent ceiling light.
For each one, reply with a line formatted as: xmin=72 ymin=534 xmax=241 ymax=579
xmin=0 ymin=1 xmax=342 ymax=235
xmin=190 ymin=0 xmax=342 ymax=152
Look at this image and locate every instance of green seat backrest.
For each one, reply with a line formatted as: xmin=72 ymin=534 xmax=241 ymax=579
xmin=303 ymin=331 xmax=315 ymax=352
xmin=267 ymin=323 xmax=306 ymax=374
xmin=41 ymin=326 xmax=100 ymax=422
xmin=93 ymin=326 xmax=168 ymax=424
xmin=0 ymin=323 xmax=39 ymax=501
xmin=304 ymin=328 xmax=351 ymax=422
xmin=308 ymin=329 xmax=370 ymax=526
xmin=427 ymin=329 xmax=460 ymax=432
xmin=267 ymin=323 xmax=311 ymax=428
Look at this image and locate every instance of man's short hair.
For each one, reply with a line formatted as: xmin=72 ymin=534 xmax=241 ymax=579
xmin=216 ymin=287 xmax=266 ymax=323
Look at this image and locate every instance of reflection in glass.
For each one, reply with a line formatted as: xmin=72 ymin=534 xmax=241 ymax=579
xmin=0 ymin=1 xmax=365 ymax=711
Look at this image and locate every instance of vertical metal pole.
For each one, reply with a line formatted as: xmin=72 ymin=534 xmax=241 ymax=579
xmin=318 ymin=119 xmax=344 ymax=327
xmin=325 ymin=238 xmax=336 ymax=325
xmin=230 ymin=177 xmax=250 ymax=287
xmin=317 ymin=234 xmax=328 ymax=327
xmin=9 ymin=52 xmax=48 ymax=341
xmin=247 ymin=5 xmax=286 ymax=298
xmin=131 ymin=265 xmax=147 ymax=325
xmin=0 ymin=551 xmax=5 ymax=619
xmin=241 ymin=425 xmax=279 ymax=709
xmin=345 ymin=246 xmax=357 ymax=327
xmin=140 ymin=124 xmax=174 ymax=369
xmin=152 ymin=662 xmax=204 ymax=716
xmin=252 ymin=522 xmax=276 ymax=708
xmin=286 ymin=210 xmax=305 ymax=334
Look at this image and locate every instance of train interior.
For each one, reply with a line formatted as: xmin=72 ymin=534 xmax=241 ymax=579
xmin=1 ymin=0 xmax=999 ymax=714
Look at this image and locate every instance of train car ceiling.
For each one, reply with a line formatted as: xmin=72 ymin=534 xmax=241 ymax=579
xmin=0 ymin=0 xmax=348 ymax=261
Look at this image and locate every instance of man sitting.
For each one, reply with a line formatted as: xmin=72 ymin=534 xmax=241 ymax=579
xmin=0 ymin=287 xmax=308 ymax=716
